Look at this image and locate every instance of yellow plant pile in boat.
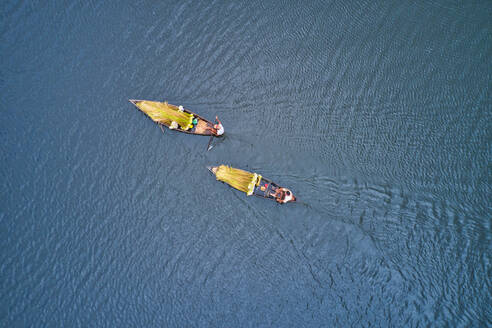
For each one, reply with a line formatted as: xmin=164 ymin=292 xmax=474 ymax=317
xmin=137 ymin=101 xmax=194 ymax=130
xmin=215 ymin=165 xmax=260 ymax=196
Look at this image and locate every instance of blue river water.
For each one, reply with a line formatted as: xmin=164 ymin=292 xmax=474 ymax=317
xmin=1 ymin=1 xmax=490 ymax=326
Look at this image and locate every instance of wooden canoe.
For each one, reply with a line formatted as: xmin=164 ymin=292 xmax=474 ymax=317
xmin=129 ymin=99 xmax=216 ymax=136
xmin=207 ymin=166 xmax=296 ymax=203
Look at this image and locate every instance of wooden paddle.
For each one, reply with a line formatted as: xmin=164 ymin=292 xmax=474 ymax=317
xmin=206 ymin=117 xmax=220 ymax=151
xmin=206 ymin=134 xmax=214 ymax=151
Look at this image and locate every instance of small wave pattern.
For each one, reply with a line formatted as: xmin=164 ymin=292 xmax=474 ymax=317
xmin=1 ymin=0 xmax=490 ymax=327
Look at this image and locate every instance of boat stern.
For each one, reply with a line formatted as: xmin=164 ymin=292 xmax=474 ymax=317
xmin=207 ymin=166 xmax=218 ymax=175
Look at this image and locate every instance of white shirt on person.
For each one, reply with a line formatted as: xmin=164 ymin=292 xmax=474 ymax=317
xmin=216 ymin=123 xmax=224 ymax=135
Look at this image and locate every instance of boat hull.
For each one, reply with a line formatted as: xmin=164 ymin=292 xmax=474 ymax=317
xmin=207 ymin=166 xmax=292 ymax=202
xmin=129 ymin=99 xmax=215 ymax=136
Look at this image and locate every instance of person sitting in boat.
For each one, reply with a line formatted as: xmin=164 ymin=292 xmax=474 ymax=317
xmin=271 ymin=187 xmax=296 ymax=204
xmin=212 ymin=116 xmax=224 ymax=136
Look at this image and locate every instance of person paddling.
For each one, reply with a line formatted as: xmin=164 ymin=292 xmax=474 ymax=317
xmin=271 ymin=187 xmax=296 ymax=204
xmin=212 ymin=116 xmax=224 ymax=136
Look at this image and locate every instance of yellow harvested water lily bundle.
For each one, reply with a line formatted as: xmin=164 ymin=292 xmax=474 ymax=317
xmin=215 ymin=165 xmax=260 ymax=196
xmin=137 ymin=100 xmax=194 ymax=130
